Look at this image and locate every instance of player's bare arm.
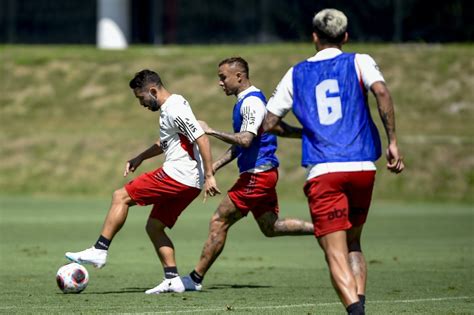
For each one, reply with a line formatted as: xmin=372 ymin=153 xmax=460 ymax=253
xmin=124 ymin=142 xmax=163 ymax=177
xmin=212 ymin=145 xmax=239 ymax=174
xmin=198 ymin=120 xmax=255 ymax=148
xmin=371 ymin=81 xmax=404 ymax=174
xmin=262 ymin=111 xmax=282 ymax=133
xmin=268 ymin=120 xmax=302 ymax=138
xmin=195 ymin=134 xmax=221 ymax=199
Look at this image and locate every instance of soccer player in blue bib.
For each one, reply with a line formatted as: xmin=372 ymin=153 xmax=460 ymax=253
xmin=180 ymin=57 xmax=314 ymax=291
xmin=263 ymin=9 xmax=404 ymax=315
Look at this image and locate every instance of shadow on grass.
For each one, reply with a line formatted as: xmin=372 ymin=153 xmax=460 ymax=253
xmin=207 ymin=284 xmax=272 ymax=290
xmin=64 ymin=284 xmax=273 ymax=295
xmin=82 ymin=287 xmax=149 ymax=294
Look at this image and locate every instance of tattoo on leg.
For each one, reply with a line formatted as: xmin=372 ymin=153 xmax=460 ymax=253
xmin=258 ymin=214 xmax=313 ymax=236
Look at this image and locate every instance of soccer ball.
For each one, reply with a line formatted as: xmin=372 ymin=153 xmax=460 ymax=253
xmin=56 ymin=263 xmax=89 ymax=293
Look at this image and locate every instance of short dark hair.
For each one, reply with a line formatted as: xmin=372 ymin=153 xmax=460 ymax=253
xmin=219 ymin=57 xmax=249 ymax=78
xmin=129 ymin=69 xmax=163 ymax=90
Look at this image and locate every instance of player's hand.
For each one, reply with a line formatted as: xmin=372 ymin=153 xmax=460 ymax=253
xmin=386 ymin=143 xmax=404 ymax=174
xmin=198 ymin=120 xmax=212 ymax=134
xmin=203 ymin=175 xmax=221 ymax=202
xmin=124 ymin=156 xmax=143 ymax=177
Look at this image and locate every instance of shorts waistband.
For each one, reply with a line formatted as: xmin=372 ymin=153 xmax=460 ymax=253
xmin=306 ymin=161 xmax=376 ymax=180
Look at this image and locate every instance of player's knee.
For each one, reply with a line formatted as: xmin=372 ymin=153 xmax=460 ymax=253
xmin=112 ymin=188 xmax=128 ymax=203
xmin=324 ymin=249 xmax=346 ymax=264
xmin=145 ymin=218 xmax=164 ymax=236
xmin=209 ymin=215 xmax=229 ymax=231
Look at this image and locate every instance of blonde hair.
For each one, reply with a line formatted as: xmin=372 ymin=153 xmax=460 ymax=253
xmin=312 ymin=9 xmax=348 ymax=43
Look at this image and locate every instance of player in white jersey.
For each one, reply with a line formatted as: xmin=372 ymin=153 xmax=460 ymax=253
xmin=263 ymin=9 xmax=404 ymax=315
xmin=65 ymin=69 xmax=220 ymax=294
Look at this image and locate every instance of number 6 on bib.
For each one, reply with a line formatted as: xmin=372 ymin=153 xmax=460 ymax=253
xmin=315 ymin=79 xmax=342 ymax=125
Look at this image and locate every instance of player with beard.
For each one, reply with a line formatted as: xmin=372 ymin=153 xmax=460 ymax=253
xmin=65 ymin=69 xmax=220 ymax=294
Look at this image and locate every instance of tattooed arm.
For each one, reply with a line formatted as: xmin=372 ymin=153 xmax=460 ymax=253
xmin=267 ymin=120 xmax=302 ymax=138
xmin=198 ymin=120 xmax=255 ymax=148
xmin=212 ymin=145 xmax=239 ymax=174
xmin=262 ymin=111 xmax=282 ymax=133
xmin=371 ymin=81 xmax=404 ymax=174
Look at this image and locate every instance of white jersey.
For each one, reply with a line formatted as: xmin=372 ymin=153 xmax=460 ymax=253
xmin=266 ymin=48 xmax=385 ymax=180
xmin=160 ymin=94 xmax=205 ymax=189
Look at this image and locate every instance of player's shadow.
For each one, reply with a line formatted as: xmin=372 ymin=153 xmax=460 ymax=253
xmin=82 ymin=287 xmax=149 ymax=294
xmin=207 ymin=284 xmax=272 ymax=290
xmin=74 ymin=285 xmax=273 ymax=295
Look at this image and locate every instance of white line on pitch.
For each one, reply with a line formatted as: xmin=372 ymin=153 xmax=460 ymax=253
xmin=116 ymin=296 xmax=472 ymax=314
xmin=0 ymin=296 xmax=470 ymax=312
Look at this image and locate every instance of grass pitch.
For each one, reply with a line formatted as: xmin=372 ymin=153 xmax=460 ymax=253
xmin=1 ymin=44 xmax=473 ymax=202
xmin=0 ymin=196 xmax=472 ymax=314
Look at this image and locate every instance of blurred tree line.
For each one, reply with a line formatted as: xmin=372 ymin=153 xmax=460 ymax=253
xmin=1 ymin=0 xmax=473 ymax=44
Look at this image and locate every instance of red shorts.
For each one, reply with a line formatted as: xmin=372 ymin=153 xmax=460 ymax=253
xmin=228 ymin=168 xmax=279 ymax=219
xmin=124 ymin=168 xmax=201 ymax=228
xmin=304 ymin=171 xmax=376 ymax=237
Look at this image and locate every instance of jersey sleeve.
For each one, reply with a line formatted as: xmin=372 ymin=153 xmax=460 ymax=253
xmin=239 ymin=96 xmax=266 ymax=135
xmin=355 ymin=54 xmax=385 ymax=90
xmin=170 ymin=99 xmax=205 ymax=143
xmin=266 ymin=67 xmax=294 ymax=118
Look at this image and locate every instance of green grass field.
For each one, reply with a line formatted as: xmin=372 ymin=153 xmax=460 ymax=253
xmin=0 ymin=196 xmax=472 ymax=314
xmin=1 ymin=43 xmax=473 ymax=314
xmin=1 ymin=44 xmax=473 ymax=202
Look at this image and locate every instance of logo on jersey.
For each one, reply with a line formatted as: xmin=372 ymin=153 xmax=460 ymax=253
xmin=374 ymin=64 xmax=382 ymax=76
xmin=161 ymin=140 xmax=168 ymax=150
xmin=174 ymin=117 xmax=198 ymax=141
xmin=327 ymin=207 xmax=347 ymax=220
xmin=271 ymin=87 xmax=278 ymax=98
xmin=242 ymin=111 xmax=256 ymax=126
xmin=175 ymin=117 xmax=197 ymax=133
xmin=184 ymin=118 xmax=197 ymax=133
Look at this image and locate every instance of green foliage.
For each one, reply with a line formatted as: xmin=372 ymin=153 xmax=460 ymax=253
xmin=0 ymin=197 xmax=472 ymax=313
xmin=0 ymin=44 xmax=473 ymax=202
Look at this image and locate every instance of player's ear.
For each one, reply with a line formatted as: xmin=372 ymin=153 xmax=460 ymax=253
xmin=312 ymin=32 xmax=318 ymax=44
xmin=342 ymin=32 xmax=349 ymax=45
xmin=149 ymin=86 xmax=158 ymax=98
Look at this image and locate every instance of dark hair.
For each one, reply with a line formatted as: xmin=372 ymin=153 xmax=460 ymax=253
xmin=313 ymin=24 xmax=346 ymax=44
xmin=219 ymin=57 xmax=249 ymax=78
xmin=129 ymin=69 xmax=163 ymax=89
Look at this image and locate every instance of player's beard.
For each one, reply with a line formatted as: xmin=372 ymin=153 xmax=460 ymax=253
xmin=148 ymin=92 xmax=160 ymax=111
xmin=148 ymin=98 xmax=159 ymax=111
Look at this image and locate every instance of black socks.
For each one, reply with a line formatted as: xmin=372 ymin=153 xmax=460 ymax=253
xmin=164 ymin=266 xmax=179 ymax=279
xmin=358 ymin=294 xmax=366 ymax=309
xmin=346 ymin=301 xmax=365 ymax=315
xmin=94 ymin=235 xmax=111 ymax=250
xmin=190 ymin=270 xmax=203 ymax=284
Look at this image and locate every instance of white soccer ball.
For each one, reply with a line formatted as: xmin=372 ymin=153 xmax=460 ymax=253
xmin=56 ymin=263 xmax=89 ymax=294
